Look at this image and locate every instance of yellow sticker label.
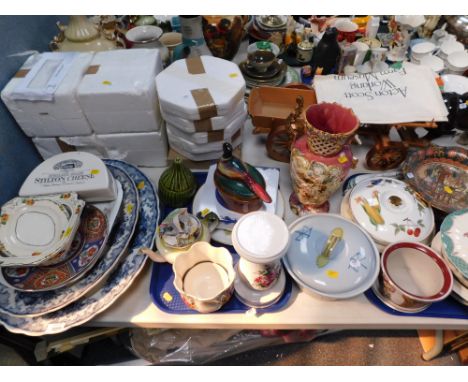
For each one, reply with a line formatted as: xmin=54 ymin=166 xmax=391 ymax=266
xmin=137 ymin=181 xmax=145 ymax=190
xmin=201 ymin=208 xmax=210 ymax=217
xmin=125 ymin=203 xmax=134 ymax=215
xmin=444 ymin=186 xmax=453 ymax=194
xmin=163 ymin=292 xmax=173 ymax=302
xmin=90 ymin=169 xmax=100 ymax=175
xmin=102 ymin=80 xmax=112 ymax=85
xmin=229 ymin=73 xmax=238 ymax=78
xmin=338 ymin=154 xmax=349 ymax=164
xmin=63 ymin=227 xmax=72 ymax=238
xmin=326 ymin=270 xmax=339 ymax=279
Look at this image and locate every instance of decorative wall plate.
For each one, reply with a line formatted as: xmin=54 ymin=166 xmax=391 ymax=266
xmin=0 ymin=205 xmax=107 ymax=292
xmin=0 ymin=165 xmax=138 ymax=317
xmin=401 ymin=146 xmax=468 ymax=213
xmin=441 ymin=209 xmax=468 ymax=281
xmin=0 ymin=194 xmax=84 ymax=267
xmin=283 ymin=214 xmax=380 ymax=300
xmin=0 ymin=160 xmax=158 ymax=335
xmin=349 ymin=177 xmax=434 ymax=245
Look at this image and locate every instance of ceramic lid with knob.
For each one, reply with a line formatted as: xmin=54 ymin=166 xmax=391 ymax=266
xmin=232 ymin=211 xmax=290 ymax=264
xmin=349 ymin=177 xmax=434 ymax=245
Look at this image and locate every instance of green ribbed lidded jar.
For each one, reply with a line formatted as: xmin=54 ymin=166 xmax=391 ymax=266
xmin=158 ymin=157 xmax=197 ymax=208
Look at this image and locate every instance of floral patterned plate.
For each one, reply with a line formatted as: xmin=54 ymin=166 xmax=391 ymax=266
xmin=0 ymin=205 xmax=107 ymax=292
xmin=441 ymin=209 xmax=468 ymax=281
xmin=283 ymin=214 xmax=380 ymax=300
xmin=0 ymin=160 xmax=158 ymax=336
xmin=401 ymin=146 xmax=468 ymax=213
xmin=0 ymin=193 xmax=84 ymax=267
xmin=349 ymin=177 xmax=434 ymax=246
xmin=0 ymin=165 xmax=138 ymax=317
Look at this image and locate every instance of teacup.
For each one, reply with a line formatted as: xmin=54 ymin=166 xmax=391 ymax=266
xmin=247 ymin=50 xmax=276 ymax=73
xmin=411 ymin=41 xmax=437 ymax=61
xmin=336 ymin=20 xmax=358 ymax=43
xmin=439 ymin=39 xmax=464 ymax=59
xmin=446 ymin=51 xmax=468 ymax=75
xmin=125 ymin=25 xmax=163 ymax=49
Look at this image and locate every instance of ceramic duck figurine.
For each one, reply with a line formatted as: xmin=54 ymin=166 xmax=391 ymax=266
xmin=216 ymin=143 xmax=272 ymax=203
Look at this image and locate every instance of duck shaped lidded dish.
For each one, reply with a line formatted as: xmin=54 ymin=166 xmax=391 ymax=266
xmin=214 ymin=143 xmax=272 ymax=214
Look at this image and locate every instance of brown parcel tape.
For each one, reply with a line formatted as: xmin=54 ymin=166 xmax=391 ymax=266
xmin=191 ymin=88 xmax=218 ymax=119
xmin=85 ymin=65 xmax=100 ymax=75
xmin=185 ymin=56 xmax=206 ymax=75
xmin=206 ymin=130 xmax=225 ymax=143
xmin=193 ymin=118 xmax=213 ymax=133
xmin=14 ymin=69 xmax=30 ymax=78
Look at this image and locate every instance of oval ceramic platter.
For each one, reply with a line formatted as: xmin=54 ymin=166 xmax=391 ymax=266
xmin=0 ymin=165 xmax=138 ymax=317
xmin=0 ymin=205 xmax=107 ymax=292
xmin=283 ymin=214 xmax=380 ymax=299
xmin=0 ymin=160 xmax=158 ymax=336
xmin=0 ymin=193 xmax=84 ymax=267
xmin=401 ymin=146 xmax=468 ymax=213
xmin=349 ymin=177 xmax=434 ymax=245
xmin=441 ymin=209 xmax=468 ymax=280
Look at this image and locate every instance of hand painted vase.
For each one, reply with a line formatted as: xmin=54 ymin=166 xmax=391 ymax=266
xmin=289 ymin=102 xmax=359 ymax=215
xmin=158 ymin=157 xmax=197 ymax=208
xmin=290 ymin=136 xmax=354 ymax=215
xmin=214 ymin=143 xmax=272 ymax=214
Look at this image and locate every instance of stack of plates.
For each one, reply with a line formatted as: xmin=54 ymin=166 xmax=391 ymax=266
xmin=432 ymin=230 xmax=468 ymax=306
xmin=239 ymin=59 xmax=288 ymax=88
xmin=0 ymin=160 xmax=159 ymax=336
xmin=340 ymin=176 xmax=435 ymax=252
xmin=156 ymin=56 xmax=247 ymax=161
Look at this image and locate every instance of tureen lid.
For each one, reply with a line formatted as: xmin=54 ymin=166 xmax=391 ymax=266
xmin=283 ymin=214 xmax=380 ymax=299
xmin=232 ymin=211 xmax=290 ymax=264
xmin=349 ymin=177 xmax=434 ymax=245
xmin=441 ymin=208 xmax=468 ymax=279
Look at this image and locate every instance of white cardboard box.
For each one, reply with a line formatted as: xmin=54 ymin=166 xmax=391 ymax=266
xmin=1 ymin=52 xmax=94 ymax=137
xmin=33 ymin=126 xmax=168 ymax=168
xmin=77 ymin=49 xmax=163 ymax=134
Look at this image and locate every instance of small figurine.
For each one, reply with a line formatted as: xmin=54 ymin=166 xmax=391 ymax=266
xmin=214 ymin=143 xmax=272 ymax=213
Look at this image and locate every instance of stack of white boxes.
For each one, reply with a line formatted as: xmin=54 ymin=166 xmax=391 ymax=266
xmin=1 ymin=49 xmax=168 ymax=167
xmin=156 ymin=55 xmax=247 ymax=161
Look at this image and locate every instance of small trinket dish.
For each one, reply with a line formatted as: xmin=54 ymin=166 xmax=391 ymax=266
xmin=349 ymin=177 xmax=435 ymax=246
xmin=283 ymin=214 xmax=380 ymax=300
xmin=232 ymin=211 xmax=290 ymax=291
xmin=375 ymin=242 xmax=453 ymax=313
xmin=172 ymin=242 xmax=235 ymax=313
xmin=0 ymin=193 xmax=84 ymax=267
xmin=154 ymin=208 xmax=212 ymax=264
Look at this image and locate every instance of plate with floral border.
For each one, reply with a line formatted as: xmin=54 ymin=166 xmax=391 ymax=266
xmin=0 ymin=165 xmax=138 ymax=317
xmin=0 ymin=160 xmax=158 ymax=336
xmin=441 ymin=209 xmax=468 ymax=281
xmin=0 ymin=205 xmax=107 ymax=292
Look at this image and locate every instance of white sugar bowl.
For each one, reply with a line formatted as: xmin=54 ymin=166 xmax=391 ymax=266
xmin=232 ymin=211 xmax=290 ymax=290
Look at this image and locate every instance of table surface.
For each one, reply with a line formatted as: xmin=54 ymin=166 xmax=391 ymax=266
xmin=92 ymin=118 xmax=468 ymax=330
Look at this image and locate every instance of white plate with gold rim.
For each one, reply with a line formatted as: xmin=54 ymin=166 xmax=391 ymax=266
xmin=0 ymin=194 xmax=84 ymax=267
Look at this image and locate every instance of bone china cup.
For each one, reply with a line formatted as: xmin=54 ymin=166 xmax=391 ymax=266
xmin=172 ymin=241 xmax=235 ymax=313
xmin=378 ymin=242 xmax=453 ymax=311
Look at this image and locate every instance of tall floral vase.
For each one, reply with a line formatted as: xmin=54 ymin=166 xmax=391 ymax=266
xmin=289 ymin=103 xmax=359 ymax=216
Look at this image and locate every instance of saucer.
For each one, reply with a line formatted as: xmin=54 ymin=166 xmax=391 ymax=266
xmin=441 ymin=209 xmax=468 ymax=281
xmin=234 ymin=263 xmax=286 ymax=308
xmin=349 ymin=177 xmax=434 ymax=246
xmin=0 ymin=194 xmax=84 ymax=267
xmin=239 ymin=60 xmax=282 ymax=79
xmin=0 ymin=205 xmax=107 ymax=292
